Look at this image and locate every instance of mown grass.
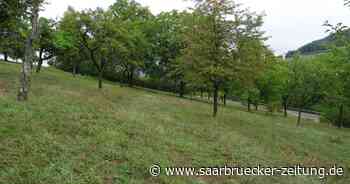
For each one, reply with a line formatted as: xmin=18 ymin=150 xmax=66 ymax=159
xmin=0 ymin=61 xmax=349 ymax=184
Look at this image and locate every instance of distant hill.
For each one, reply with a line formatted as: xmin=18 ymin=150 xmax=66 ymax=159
xmin=286 ymin=30 xmax=350 ymax=58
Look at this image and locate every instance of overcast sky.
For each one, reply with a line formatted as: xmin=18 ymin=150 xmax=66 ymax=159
xmin=41 ymin=0 xmax=350 ymax=55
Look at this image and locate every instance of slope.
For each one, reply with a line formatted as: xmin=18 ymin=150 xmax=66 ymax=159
xmin=0 ymin=62 xmax=349 ymax=184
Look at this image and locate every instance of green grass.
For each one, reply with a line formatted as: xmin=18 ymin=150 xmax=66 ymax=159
xmin=0 ymin=61 xmax=349 ymax=184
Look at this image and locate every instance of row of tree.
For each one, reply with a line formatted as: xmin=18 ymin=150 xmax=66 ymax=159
xmin=1 ymin=0 xmax=349 ymax=127
xmin=2 ymin=0 xmax=270 ymax=118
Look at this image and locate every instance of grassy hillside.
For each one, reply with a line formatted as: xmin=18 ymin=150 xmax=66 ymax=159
xmin=0 ymin=62 xmax=349 ymax=184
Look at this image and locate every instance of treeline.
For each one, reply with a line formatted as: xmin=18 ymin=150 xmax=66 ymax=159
xmin=1 ymin=0 xmax=349 ymax=127
xmin=54 ymin=0 xmax=271 ymax=118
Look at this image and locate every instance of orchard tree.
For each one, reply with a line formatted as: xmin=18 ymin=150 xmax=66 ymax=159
xmin=146 ymin=11 xmax=188 ymax=80
xmin=257 ymin=56 xmax=288 ymax=113
xmin=35 ymin=17 xmax=56 ymax=73
xmin=183 ymin=0 xmax=267 ymax=117
xmin=321 ymin=23 xmax=350 ymax=128
xmin=55 ymin=7 xmax=84 ymax=77
xmin=18 ymin=0 xmax=45 ymax=101
xmin=238 ymin=42 xmax=270 ymax=112
xmin=0 ymin=0 xmax=26 ymax=62
xmin=321 ymin=52 xmax=350 ymax=128
xmin=78 ymin=9 xmax=122 ymax=89
xmin=1 ymin=0 xmax=16 ymax=61
xmin=288 ymin=56 xmax=328 ymax=126
xmin=315 ymin=0 xmax=350 ymax=128
xmin=167 ymin=56 xmax=191 ymax=98
xmin=117 ymin=27 xmax=148 ymax=86
xmin=278 ymin=62 xmax=291 ymax=117
xmin=244 ymin=87 xmax=260 ymax=112
xmin=109 ymin=0 xmax=153 ymax=86
xmin=158 ymin=11 xmax=191 ymax=97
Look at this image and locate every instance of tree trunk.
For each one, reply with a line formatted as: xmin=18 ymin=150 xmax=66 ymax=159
xmin=179 ymin=81 xmax=185 ymax=98
xmin=213 ymin=84 xmax=219 ymax=117
xmin=255 ymin=104 xmax=258 ymax=111
xmin=127 ymin=72 xmax=130 ymax=86
xmin=248 ymin=97 xmax=251 ymax=112
xmin=36 ymin=58 xmax=43 ymax=73
xmin=223 ymin=93 xmax=227 ymax=106
xmin=18 ymin=61 xmax=31 ymax=101
xmin=18 ymin=4 xmax=39 ymax=101
xmin=123 ymin=70 xmax=128 ymax=85
xmin=72 ymin=63 xmax=77 ymax=77
xmin=36 ymin=48 xmax=44 ymax=73
xmin=4 ymin=52 xmax=8 ymax=62
xmin=98 ymin=71 xmax=103 ymax=89
xmin=128 ymin=71 xmax=134 ymax=87
xmin=30 ymin=58 xmax=34 ymax=72
xmin=338 ymin=104 xmax=344 ymax=128
xmin=283 ymin=101 xmax=288 ymax=117
xmin=297 ymin=110 xmax=302 ymax=127
xmin=200 ymin=89 xmax=204 ymax=99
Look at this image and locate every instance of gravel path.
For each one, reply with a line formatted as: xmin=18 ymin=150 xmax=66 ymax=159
xmin=286 ymin=110 xmax=320 ymax=123
xmin=226 ymin=100 xmax=321 ymax=122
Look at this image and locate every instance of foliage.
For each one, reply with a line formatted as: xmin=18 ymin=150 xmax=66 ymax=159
xmin=181 ymin=0 xmax=267 ymax=116
xmin=34 ymin=17 xmax=56 ymax=72
xmin=109 ymin=0 xmax=153 ymax=86
xmin=54 ymin=7 xmax=85 ymax=75
xmin=317 ymin=45 xmax=350 ymax=127
xmin=0 ymin=0 xmax=27 ymax=61
xmin=287 ymin=55 xmax=329 ymax=125
xmin=256 ymin=59 xmax=288 ymax=112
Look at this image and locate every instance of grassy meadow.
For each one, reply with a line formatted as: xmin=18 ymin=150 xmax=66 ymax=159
xmin=0 ymin=62 xmax=349 ymax=184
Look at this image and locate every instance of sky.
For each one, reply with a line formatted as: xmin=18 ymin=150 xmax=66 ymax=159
xmin=41 ymin=0 xmax=350 ymax=55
